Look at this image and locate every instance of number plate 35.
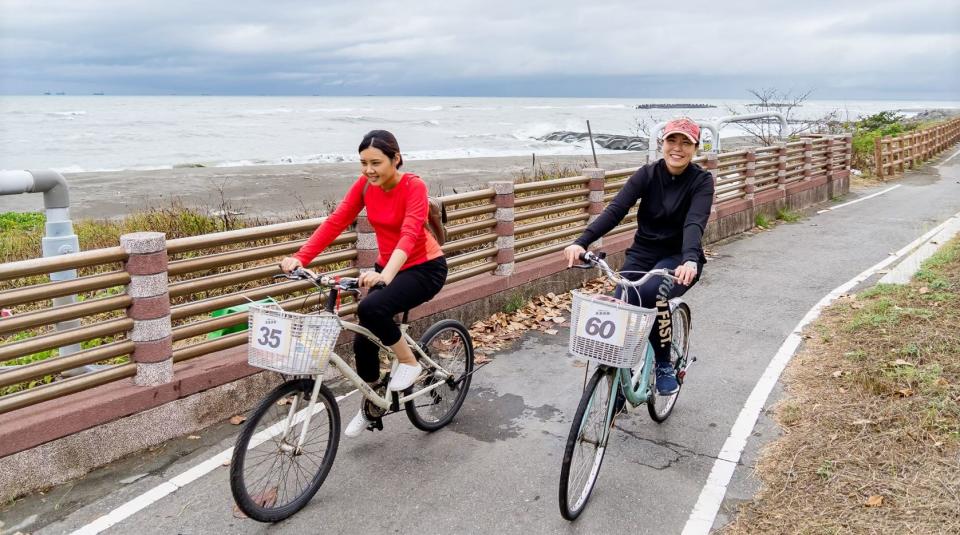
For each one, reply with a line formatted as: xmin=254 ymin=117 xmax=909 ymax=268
xmin=576 ymin=301 xmax=628 ymax=347
xmin=251 ymin=313 xmax=293 ymax=356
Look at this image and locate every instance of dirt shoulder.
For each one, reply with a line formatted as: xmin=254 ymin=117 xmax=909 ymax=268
xmin=724 ymin=237 xmax=960 ymax=533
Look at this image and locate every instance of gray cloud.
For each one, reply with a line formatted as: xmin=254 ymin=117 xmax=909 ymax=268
xmin=1 ymin=0 xmax=957 ymax=98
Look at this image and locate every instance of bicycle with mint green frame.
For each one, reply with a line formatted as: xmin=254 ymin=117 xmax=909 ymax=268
xmin=559 ymin=251 xmax=694 ymax=520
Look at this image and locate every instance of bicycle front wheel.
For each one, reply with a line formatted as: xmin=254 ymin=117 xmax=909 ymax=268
xmin=648 ymin=302 xmax=690 ymax=423
xmin=230 ymin=378 xmax=340 ymax=522
xmin=406 ymin=319 xmax=474 ymax=431
xmin=559 ymin=367 xmax=616 ymax=521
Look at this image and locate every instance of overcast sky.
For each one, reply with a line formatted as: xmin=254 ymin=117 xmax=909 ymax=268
xmin=1 ymin=0 xmax=957 ymax=99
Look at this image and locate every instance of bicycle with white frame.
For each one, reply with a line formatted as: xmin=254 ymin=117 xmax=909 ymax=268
xmin=229 ymin=267 xmax=474 ymax=522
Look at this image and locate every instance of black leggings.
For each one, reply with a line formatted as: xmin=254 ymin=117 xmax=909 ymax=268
xmin=615 ymin=251 xmax=702 ymax=364
xmin=353 ymin=257 xmax=447 ymax=382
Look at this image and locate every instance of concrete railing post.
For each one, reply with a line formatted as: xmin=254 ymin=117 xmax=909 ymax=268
xmin=584 ymin=168 xmax=606 ymax=250
xmin=490 ymin=181 xmax=515 ymax=276
xmin=776 ymin=144 xmax=788 ymax=190
xmin=744 ymin=150 xmax=756 ymax=203
xmin=802 ymin=139 xmax=813 ymax=181
xmin=705 ymin=153 xmax=719 ymax=218
xmin=354 ymin=215 xmax=378 ymax=273
xmin=121 ymin=232 xmax=173 ymax=386
xmin=843 ymin=134 xmax=853 ymax=171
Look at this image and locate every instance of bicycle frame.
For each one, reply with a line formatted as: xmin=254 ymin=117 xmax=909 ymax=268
xmin=275 ymin=316 xmax=457 ymax=452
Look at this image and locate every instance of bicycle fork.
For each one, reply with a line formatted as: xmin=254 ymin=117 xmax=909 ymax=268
xmin=278 ymin=376 xmax=324 ymax=456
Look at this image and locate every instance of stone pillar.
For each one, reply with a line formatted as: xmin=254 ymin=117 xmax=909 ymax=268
xmin=490 ymin=181 xmax=515 ymax=276
xmin=802 ymin=139 xmax=813 ymax=181
xmin=584 ymin=168 xmax=605 ymax=249
xmin=121 ymin=232 xmax=173 ymax=386
xmin=744 ymin=150 xmax=756 ymax=203
xmin=705 ymin=153 xmax=719 ymax=218
xmin=776 ymin=143 xmax=788 ymax=190
xmin=354 ymin=215 xmax=378 ymax=273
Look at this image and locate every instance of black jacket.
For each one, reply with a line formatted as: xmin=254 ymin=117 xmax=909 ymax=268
xmin=574 ymin=159 xmax=715 ymax=264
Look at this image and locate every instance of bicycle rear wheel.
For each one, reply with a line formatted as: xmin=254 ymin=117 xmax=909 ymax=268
xmin=406 ymin=319 xmax=474 ymax=431
xmin=559 ymin=367 xmax=616 ymax=520
xmin=647 ymin=302 xmax=690 ymax=423
xmin=230 ymin=378 xmax=340 ymax=522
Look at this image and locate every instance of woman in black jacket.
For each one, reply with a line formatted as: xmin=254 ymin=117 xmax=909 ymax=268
xmin=563 ymin=117 xmax=714 ymax=395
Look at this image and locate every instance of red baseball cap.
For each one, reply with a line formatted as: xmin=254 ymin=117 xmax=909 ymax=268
xmin=661 ymin=118 xmax=700 ymax=144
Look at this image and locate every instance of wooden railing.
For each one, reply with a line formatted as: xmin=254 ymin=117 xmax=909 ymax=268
xmin=0 ymin=135 xmax=852 ymax=414
xmin=875 ymin=117 xmax=960 ymax=179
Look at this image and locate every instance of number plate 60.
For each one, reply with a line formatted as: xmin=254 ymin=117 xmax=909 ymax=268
xmin=251 ymin=313 xmax=293 ymax=356
xmin=576 ymin=301 xmax=628 ymax=347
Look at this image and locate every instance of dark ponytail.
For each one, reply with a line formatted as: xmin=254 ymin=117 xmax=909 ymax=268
xmin=358 ymin=130 xmax=403 ymax=169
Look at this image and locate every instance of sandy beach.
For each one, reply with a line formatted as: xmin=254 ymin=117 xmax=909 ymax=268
xmin=1 ymin=153 xmax=654 ymax=220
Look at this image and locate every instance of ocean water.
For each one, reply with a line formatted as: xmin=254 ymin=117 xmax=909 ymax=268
xmin=1 ymin=96 xmax=957 ymax=172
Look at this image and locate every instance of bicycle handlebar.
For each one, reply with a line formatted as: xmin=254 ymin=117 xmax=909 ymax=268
xmin=576 ymin=251 xmax=676 ymax=288
xmin=274 ymin=267 xmax=384 ymax=290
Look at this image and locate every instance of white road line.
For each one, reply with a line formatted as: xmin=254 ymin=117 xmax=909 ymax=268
xmin=70 ymin=390 xmax=356 ymax=535
xmin=681 ymin=212 xmax=960 ymax=535
xmin=816 ymin=185 xmax=900 ymax=214
xmin=939 ymin=147 xmax=960 ymax=166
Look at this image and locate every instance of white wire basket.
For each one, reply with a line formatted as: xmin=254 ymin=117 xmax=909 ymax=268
xmin=568 ymin=290 xmax=656 ymax=368
xmin=247 ymin=304 xmax=342 ymax=375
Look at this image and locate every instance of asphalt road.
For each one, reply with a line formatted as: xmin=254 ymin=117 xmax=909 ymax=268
xmin=8 ymin=147 xmax=960 ymax=535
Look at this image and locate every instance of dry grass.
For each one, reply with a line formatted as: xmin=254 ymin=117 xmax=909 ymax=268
xmin=724 ymin=237 xmax=960 ymax=534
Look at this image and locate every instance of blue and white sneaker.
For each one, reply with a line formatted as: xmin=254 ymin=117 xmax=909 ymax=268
xmin=655 ymin=363 xmax=680 ymax=396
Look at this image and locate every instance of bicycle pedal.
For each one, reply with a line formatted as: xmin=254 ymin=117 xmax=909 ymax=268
xmin=366 ymin=418 xmax=384 ymax=432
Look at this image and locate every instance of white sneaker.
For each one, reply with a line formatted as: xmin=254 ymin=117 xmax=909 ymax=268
xmin=388 ymin=362 xmax=422 ymax=391
xmin=344 ymin=408 xmax=369 ymax=437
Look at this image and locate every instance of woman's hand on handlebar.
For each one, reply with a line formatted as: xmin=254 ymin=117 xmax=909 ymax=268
xmin=280 ymin=257 xmax=303 ymax=274
xmin=358 ymin=270 xmax=391 ymax=289
xmin=675 ymin=260 xmax=698 ymax=286
xmin=563 ymin=244 xmax=586 ymax=268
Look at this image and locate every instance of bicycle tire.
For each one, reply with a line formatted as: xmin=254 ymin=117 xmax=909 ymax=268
xmin=559 ymin=367 xmax=616 ymax=521
xmin=405 ymin=319 xmax=474 ymax=431
xmin=647 ymin=302 xmax=690 ymax=423
xmin=230 ymin=378 xmax=340 ymax=522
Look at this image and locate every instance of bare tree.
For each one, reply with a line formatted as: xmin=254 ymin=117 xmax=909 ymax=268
xmin=727 ymin=88 xmax=841 ymax=146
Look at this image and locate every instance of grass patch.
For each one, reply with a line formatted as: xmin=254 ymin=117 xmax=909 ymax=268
xmin=754 ymin=213 xmax=771 ymax=228
xmin=724 ymin=235 xmax=960 ymax=534
xmin=775 ymin=207 xmax=801 ymax=222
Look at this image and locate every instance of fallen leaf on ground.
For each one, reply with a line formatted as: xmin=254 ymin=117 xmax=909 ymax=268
xmin=544 ymin=329 xmax=559 ymax=335
xmin=221 ymin=459 xmax=231 ymax=467
xmin=831 ymin=370 xmax=844 ymax=378
xmin=892 ymin=359 xmax=914 ymax=367
xmin=475 ymin=355 xmax=491 ymax=364
xmin=229 ymin=415 xmax=247 ymax=425
xmin=865 ymin=495 xmax=884 ymax=507
xmin=935 ymin=377 xmax=950 ymax=387
xmin=897 ymin=388 xmax=915 ymax=397
xmin=919 ymin=286 xmax=930 ymax=294
xmin=850 ymin=302 xmax=865 ymax=309
xmin=851 ymin=419 xmax=873 ymax=425
xmin=187 ymin=435 xmax=200 ymax=440
xmin=551 ymin=316 xmax=565 ymax=324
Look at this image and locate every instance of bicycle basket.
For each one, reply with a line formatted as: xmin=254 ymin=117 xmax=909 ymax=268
xmin=568 ymin=290 xmax=657 ymax=368
xmin=247 ymin=304 xmax=342 ymax=375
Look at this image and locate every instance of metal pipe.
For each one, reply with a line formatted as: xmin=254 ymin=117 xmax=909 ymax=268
xmin=0 ymin=170 xmax=92 ymax=374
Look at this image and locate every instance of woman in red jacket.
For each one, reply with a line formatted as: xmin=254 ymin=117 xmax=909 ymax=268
xmin=280 ymin=130 xmax=447 ymax=437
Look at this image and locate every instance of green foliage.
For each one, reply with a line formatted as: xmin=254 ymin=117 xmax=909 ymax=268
xmin=849 ymin=112 xmax=920 ymax=174
xmin=776 ymin=208 xmax=801 ymax=222
xmin=503 ymin=294 xmax=526 ymax=313
xmin=0 ymin=211 xmax=45 ymax=232
xmin=754 ymin=213 xmax=771 ymax=228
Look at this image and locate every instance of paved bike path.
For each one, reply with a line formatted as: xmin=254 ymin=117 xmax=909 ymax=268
xmin=24 ymin=148 xmax=960 ymax=535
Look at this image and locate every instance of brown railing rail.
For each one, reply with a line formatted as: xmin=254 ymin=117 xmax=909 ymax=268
xmin=875 ymin=117 xmax=960 ymax=179
xmin=0 ymin=135 xmax=853 ymax=415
